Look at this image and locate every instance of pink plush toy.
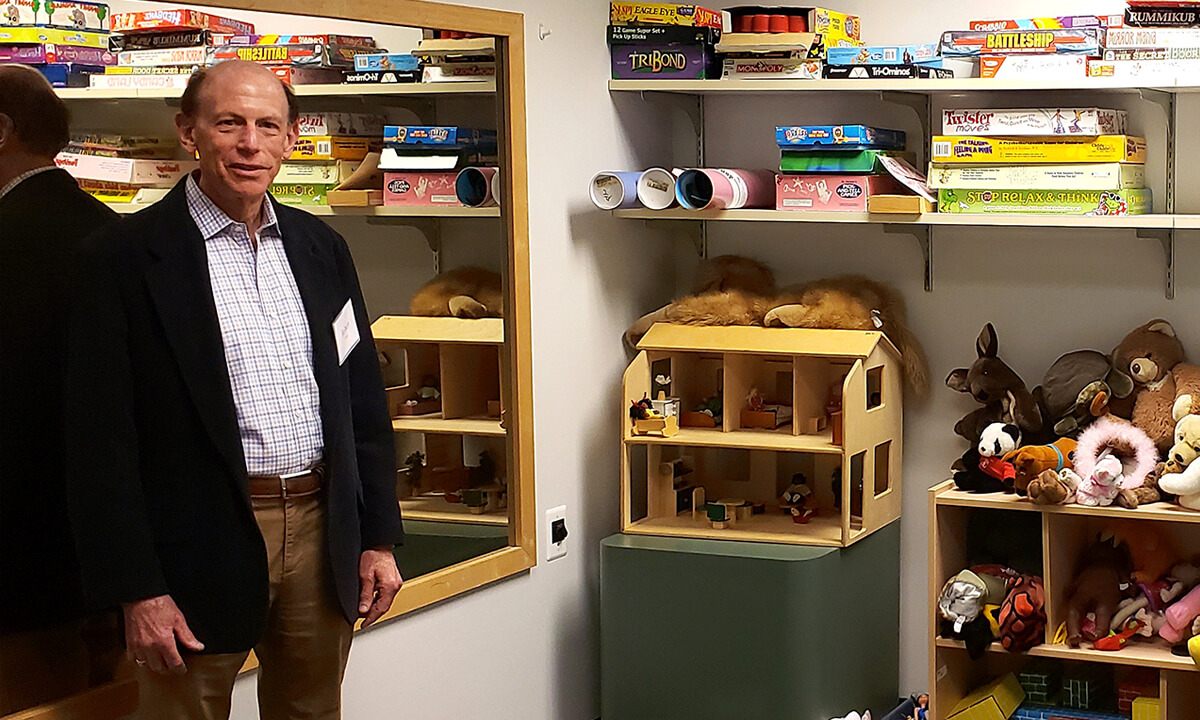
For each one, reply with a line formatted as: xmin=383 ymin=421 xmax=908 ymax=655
xmin=1073 ymin=417 xmax=1159 ymax=507
xmin=1160 ymin=584 xmax=1200 ymax=644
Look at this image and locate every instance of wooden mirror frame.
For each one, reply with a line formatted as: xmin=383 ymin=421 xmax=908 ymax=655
xmin=3 ymin=2 xmax=532 ymax=717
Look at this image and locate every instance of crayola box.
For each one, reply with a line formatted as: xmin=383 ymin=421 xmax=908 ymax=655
xmin=609 ymin=2 xmax=728 ymax=30
xmin=930 ymin=135 xmax=1147 ymax=164
xmin=937 ymin=188 xmax=1152 ymax=216
xmin=777 ymin=174 xmax=902 ymax=211
xmin=939 ymin=28 xmax=1103 ymax=56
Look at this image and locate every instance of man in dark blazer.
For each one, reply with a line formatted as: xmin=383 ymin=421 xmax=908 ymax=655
xmin=0 ymin=64 xmax=121 ymax=713
xmin=66 ymin=60 xmax=403 ymax=719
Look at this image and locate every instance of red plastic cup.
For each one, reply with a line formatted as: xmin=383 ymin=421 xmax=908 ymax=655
xmin=733 ymin=14 xmax=751 ymax=32
xmin=788 ymin=15 xmax=808 ymax=32
xmin=768 ymin=14 xmax=788 ymax=32
xmin=750 ymin=14 xmax=769 ymax=32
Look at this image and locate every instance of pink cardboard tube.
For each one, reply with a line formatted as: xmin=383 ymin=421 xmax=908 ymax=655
xmin=455 ymin=166 xmax=499 ymax=207
xmin=675 ymin=168 xmax=776 ymax=210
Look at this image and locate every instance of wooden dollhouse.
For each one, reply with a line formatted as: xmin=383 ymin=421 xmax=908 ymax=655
xmin=621 ymin=323 xmax=904 ymax=547
xmin=372 ymin=316 xmax=508 ymax=526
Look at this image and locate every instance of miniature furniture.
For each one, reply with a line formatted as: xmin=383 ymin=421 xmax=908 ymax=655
xmin=622 ymin=323 xmax=903 ymax=546
xmin=372 ymin=316 xmax=508 ymax=527
xmin=928 ymin=481 xmax=1200 ymax=720
xmin=600 ymin=521 xmax=900 ymax=720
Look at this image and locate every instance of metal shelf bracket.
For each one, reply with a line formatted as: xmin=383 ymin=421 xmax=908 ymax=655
xmin=639 ymin=91 xmax=704 ymax=136
xmin=368 ymin=216 xmax=442 ymax=273
xmin=1138 ymin=228 xmax=1174 ymax=300
xmin=879 ymin=90 xmax=932 ymax=141
xmin=884 ymin=224 xmax=933 ymax=292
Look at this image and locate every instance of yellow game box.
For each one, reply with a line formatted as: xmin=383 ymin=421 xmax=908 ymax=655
xmin=609 ymin=2 xmax=728 ymax=30
xmin=287 ymin=136 xmax=375 ymax=162
xmin=931 ymin=135 xmax=1147 ymax=164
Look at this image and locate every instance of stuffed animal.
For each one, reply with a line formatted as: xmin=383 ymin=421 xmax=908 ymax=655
xmin=1027 ymin=468 xmax=1081 ymax=505
xmin=975 ymin=423 xmax=1020 ymax=488
xmin=1110 ymin=319 xmax=1200 ymax=453
xmin=1005 ymin=437 xmax=1077 ymax=496
xmin=1062 ymin=536 xmax=1133 ymax=647
xmin=998 ymin=574 xmax=1046 ymax=652
xmin=947 ymin=323 xmax=1043 ymax=443
xmin=410 ymin=266 xmax=503 ymax=318
xmin=1032 ymin=350 xmax=1134 ymax=440
xmin=952 ymin=447 xmax=1006 ymax=494
xmin=1154 ymin=395 xmax=1200 ymax=510
xmin=1107 ymin=519 xmax=1179 ymax=585
xmin=1073 ymin=416 xmax=1158 ymax=507
xmin=762 ymin=275 xmax=930 ymax=399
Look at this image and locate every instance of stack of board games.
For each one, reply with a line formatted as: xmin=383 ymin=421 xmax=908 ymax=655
xmin=929 ymin=108 xmax=1151 ymax=216
xmin=939 ymin=15 xmax=1115 ymax=80
xmin=268 ymin=112 xmax=382 ymax=206
xmin=774 ymin=125 xmax=908 ymax=211
xmin=713 ymin=5 xmax=863 ymax=80
xmin=54 ymin=133 xmax=197 ymax=203
xmin=606 ymin=2 xmax=725 ymax=80
xmin=94 ymin=8 xmax=255 ymax=90
xmin=823 ymin=43 xmax=965 ymax=79
xmin=415 ymin=29 xmax=495 ymax=83
xmin=380 ymin=125 xmax=497 ymax=206
xmin=1090 ymin=1 xmax=1200 ymax=81
xmin=210 ymin=33 xmax=379 ymax=85
xmin=0 ymin=2 xmax=113 ymax=87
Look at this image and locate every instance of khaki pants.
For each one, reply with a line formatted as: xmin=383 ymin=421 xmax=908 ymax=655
xmin=136 ymin=493 xmax=353 ymax=720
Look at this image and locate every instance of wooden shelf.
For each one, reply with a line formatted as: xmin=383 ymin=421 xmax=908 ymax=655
xmin=625 ymin=426 xmax=840 ymax=454
xmin=614 ymin=208 xmax=1175 ymax=230
xmin=57 ymin=80 xmax=495 ymax=101
xmin=609 ymin=78 xmax=1183 ymax=95
xmin=400 ymin=495 xmax=508 ymax=526
xmin=626 ymin=510 xmax=844 ymax=547
xmin=933 ymin=483 xmax=1200 ymax=524
xmin=391 ymin=415 xmax=505 ymax=436
xmin=935 ymin=637 xmax=1199 ymax=673
xmin=104 ymin=202 xmax=499 ymax=218
xmin=373 ymin=315 xmax=504 ymax=344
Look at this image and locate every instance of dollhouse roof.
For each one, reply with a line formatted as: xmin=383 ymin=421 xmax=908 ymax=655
xmin=371 ymin=316 xmax=504 ymax=344
xmin=637 ymin=323 xmax=901 ymax=360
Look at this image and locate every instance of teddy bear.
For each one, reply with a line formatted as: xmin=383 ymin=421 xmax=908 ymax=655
xmin=1154 ymin=395 xmax=1200 ymax=510
xmin=410 ymin=266 xmax=503 ymax=318
xmin=946 ymin=323 xmax=1043 ymax=444
xmin=623 ymin=256 xmax=930 ymax=398
xmin=1110 ymin=319 xmax=1200 ymax=453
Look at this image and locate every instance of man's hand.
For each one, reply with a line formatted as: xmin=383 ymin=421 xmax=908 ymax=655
xmin=358 ymin=548 xmax=403 ymax=628
xmin=123 ymin=594 xmax=205 ymax=675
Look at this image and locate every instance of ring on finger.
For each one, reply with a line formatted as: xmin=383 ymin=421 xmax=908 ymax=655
xmin=135 ymin=658 xmax=147 ymax=666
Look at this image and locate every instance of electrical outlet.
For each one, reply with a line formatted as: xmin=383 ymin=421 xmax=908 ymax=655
xmin=546 ymin=505 xmax=568 ymax=561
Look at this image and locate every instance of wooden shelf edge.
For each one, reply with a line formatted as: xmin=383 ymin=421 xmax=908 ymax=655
xmin=613 ymin=208 xmax=1174 ymax=229
xmin=1 ymin=678 xmax=138 ymax=720
xmin=400 ymin=507 xmax=509 ymax=526
xmin=935 ymin=637 xmax=1200 ymax=673
xmin=933 ymin=484 xmax=1200 ymax=523
xmin=623 ymin=432 xmax=842 ymax=454
xmin=623 ymin=519 xmax=845 ymax=547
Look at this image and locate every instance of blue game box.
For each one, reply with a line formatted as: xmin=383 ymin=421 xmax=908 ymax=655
xmin=383 ymin=126 xmax=499 ymax=150
xmin=775 ymin=125 xmax=906 ymax=151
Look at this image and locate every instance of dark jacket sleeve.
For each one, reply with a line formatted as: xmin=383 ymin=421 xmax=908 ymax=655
xmin=65 ymin=228 xmax=170 ymax=609
xmin=330 ymin=231 xmax=403 ymax=550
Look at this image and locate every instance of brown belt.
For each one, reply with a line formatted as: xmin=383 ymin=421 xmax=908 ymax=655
xmin=248 ymin=462 xmax=326 ymax=499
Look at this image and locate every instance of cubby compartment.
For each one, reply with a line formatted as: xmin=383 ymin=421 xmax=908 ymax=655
xmin=623 ymin=324 xmax=904 ymax=546
xmin=394 ymin=430 xmax=508 ymax=526
xmin=371 ymin=316 xmax=505 ymax=436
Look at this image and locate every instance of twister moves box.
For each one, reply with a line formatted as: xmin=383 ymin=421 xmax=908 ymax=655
xmin=777 ymin=125 xmax=906 ymax=150
xmin=927 ymin=163 xmax=1146 ymax=190
xmin=776 ymin=174 xmax=902 ymax=211
xmin=967 ymin=15 xmax=1121 ymax=31
xmin=608 ymin=2 xmax=727 ymax=30
xmin=937 ymin=188 xmax=1151 ymax=215
xmin=941 ymin=108 xmax=1127 ymax=136
xmin=0 ymin=0 xmax=109 ymax=31
xmin=383 ymin=172 xmax=460 ymax=206
xmin=825 ymin=44 xmax=939 ymax=66
xmin=931 ymin=135 xmax=1147 ymax=164
xmin=940 ymin=28 xmax=1103 ymax=56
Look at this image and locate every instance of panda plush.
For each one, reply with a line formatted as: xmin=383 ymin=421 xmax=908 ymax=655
xmin=953 ymin=423 xmax=1021 ymax=494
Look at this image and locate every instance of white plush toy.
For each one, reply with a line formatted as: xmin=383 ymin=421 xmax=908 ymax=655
xmin=1156 ymin=395 xmax=1200 ymax=510
xmin=832 ymin=713 xmax=871 ymax=720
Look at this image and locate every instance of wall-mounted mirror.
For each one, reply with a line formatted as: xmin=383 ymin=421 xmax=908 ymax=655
xmin=0 ymin=1 xmax=532 ymax=717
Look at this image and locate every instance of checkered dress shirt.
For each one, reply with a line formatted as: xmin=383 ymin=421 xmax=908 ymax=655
xmin=186 ymin=175 xmax=323 ymax=476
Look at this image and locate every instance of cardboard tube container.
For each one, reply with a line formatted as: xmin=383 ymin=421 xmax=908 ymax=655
xmin=589 ymin=171 xmax=642 ymax=210
xmin=636 ymin=167 xmax=680 ymax=210
xmin=456 ymin=166 xmax=501 ymax=207
xmin=675 ymin=168 xmax=776 ymax=210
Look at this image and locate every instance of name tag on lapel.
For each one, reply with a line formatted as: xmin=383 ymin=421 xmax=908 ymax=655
xmin=333 ymin=299 xmax=360 ymax=366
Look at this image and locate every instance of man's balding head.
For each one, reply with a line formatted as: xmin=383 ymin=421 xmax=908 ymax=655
xmin=180 ymin=60 xmax=299 ymax=125
xmin=0 ymin=64 xmax=70 ymax=159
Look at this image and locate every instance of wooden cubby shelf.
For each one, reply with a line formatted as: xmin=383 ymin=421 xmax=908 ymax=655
xmin=373 ymin=316 xmax=508 ymax=527
xmin=929 ymin=480 xmax=1200 ymax=720
xmin=621 ymin=324 xmax=903 ymax=547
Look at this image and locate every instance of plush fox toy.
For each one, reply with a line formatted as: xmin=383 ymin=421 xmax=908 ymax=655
xmin=410 ymin=266 xmax=503 ymax=318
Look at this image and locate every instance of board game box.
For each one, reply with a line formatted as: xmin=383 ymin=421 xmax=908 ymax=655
xmin=611 ymin=42 xmax=715 ymax=79
xmin=609 ymin=24 xmax=721 ymax=45
xmin=608 ymin=2 xmax=728 ymax=30
xmin=270 ymin=183 xmax=336 ymax=206
xmin=298 ymin=113 xmax=383 ymax=138
xmin=940 ymin=28 xmax=1103 ymax=56
xmin=0 ymin=26 xmax=107 ymax=48
xmin=383 ymin=172 xmax=461 ymax=206
xmin=781 ymin=150 xmax=914 ymax=173
xmin=721 ymin=57 xmax=820 ymax=79
xmin=979 ymin=54 xmax=1088 ymax=78
xmin=931 ymin=135 xmax=1147 ymax=164
xmin=109 ymin=30 xmax=215 ymax=51
xmin=937 ymin=188 xmax=1151 ymax=215
xmin=824 ymin=64 xmax=953 ymax=79
xmin=941 ymin=108 xmax=1127 ymax=136
xmin=1106 ymin=27 xmax=1200 ymax=47
xmin=0 ymin=0 xmax=109 ymax=31
xmin=825 ymin=44 xmax=939 ymax=65
xmin=1104 ymin=47 xmax=1200 ymax=60
xmin=117 ymin=45 xmax=211 ymax=67
xmin=276 ymin=160 xmax=361 ymax=185
xmin=212 ymin=43 xmax=370 ymax=68
xmin=383 ymin=126 xmax=498 ymax=149
xmin=777 ymin=125 xmax=906 ymax=150
xmin=968 ymin=15 xmax=1120 ymax=30
xmin=344 ymin=69 xmax=420 ymax=83
xmin=1088 ymin=58 xmax=1198 ymax=80
xmin=352 ymin=53 xmax=420 ymax=72
xmin=54 ymin=152 xmax=197 ymax=186
xmin=228 ymin=34 xmax=376 ymax=47
xmin=0 ymin=43 xmax=114 ymax=65
xmin=776 ymin=174 xmax=903 ymax=211
xmin=289 ymin=136 xmax=374 ymax=162
xmin=927 ymin=163 xmax=1146 ymax=190
xmin=111 ymin=9 xmax=253 ymax=35
xmin=1124 ymin=6 xmax=1200 ymax=26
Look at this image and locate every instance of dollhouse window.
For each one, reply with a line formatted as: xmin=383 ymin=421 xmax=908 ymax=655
xmin=866 ymin=366 xmax=883 ymax=410
xmin=874 ymin=441 xmax=891 ymax=497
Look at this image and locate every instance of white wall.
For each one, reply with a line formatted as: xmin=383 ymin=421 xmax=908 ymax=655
xmin=90 ymin=0 xmax=1200 ymax=716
